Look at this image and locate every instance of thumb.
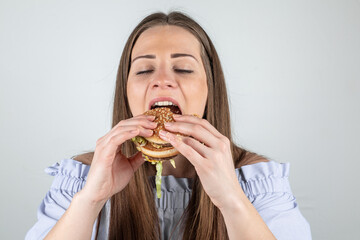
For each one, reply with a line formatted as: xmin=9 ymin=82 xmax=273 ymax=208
xmin=128 ymin=151 xmax=145 ymax=172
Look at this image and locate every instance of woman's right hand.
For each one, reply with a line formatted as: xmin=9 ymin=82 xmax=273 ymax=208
xmin=79 ymin=114 xmax=157 ymax=205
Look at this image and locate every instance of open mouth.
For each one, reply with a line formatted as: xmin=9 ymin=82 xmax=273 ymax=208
xmin=150 ymin=101 xmax=182 ymax=114
xmin=151 ymin=105 xmax=181 ymax=114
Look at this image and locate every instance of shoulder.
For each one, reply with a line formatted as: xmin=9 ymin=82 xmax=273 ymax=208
xmin=72 ymin=152 xmax=94 ymax=166
xmin=235 ymin=151 xmax=270 ymax=168
xmin=233 ymin=156 xmax=311 ymax=239
xmin=44 ymin=157 xmax=92 ymax=194
xmin=234 ymin=153 xmax=293 ymax=206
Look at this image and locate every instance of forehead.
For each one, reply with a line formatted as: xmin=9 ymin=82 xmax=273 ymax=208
xmin=131 ymin=25 xmax=201 ymax=58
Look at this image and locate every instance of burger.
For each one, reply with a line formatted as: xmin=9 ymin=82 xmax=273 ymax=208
xmin=132 ymin=105 xmax=183 ymax=163
xmin=131 ymin=105 xmax=183 ymax=198
xmin=132 ymin=106 xmax=181 ymax=164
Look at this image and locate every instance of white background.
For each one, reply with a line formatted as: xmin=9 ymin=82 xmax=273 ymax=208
xmin=1 ymin=0 xmax=359 ymax=239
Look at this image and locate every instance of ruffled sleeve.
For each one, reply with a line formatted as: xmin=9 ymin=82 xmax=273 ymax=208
xmin=25 ymin=159 xmax=97 ymax=240
xmin=235 ymin=161 xmax=312 ymax=240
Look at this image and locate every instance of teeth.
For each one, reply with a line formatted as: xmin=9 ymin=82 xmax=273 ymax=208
xmin=154 ymin=101 xmax=177 ymax=107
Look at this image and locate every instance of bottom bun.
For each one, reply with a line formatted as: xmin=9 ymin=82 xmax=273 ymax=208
xmin=138 ymin=145 xmax=179 ymax=161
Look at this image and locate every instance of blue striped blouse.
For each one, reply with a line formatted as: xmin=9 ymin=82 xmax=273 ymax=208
xmin=25 ymin=159 xmax=311 ymax=239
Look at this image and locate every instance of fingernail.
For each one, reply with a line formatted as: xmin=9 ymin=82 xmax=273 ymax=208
xmin=173 ymin=114 xmax=182 ymax=118
xmin=164 ymin=122 xmax=173 ymax=127
xmin=146 ymin=115 xmax=155 ymax=119
xmin=159 ymin=130 xmax=167 ymax=136
xmin=159 ymin=130 xmax=173 ymax=141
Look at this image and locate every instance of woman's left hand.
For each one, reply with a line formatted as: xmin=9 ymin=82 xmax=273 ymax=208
xmin=159 ymin=114 xmax=243 ymax=210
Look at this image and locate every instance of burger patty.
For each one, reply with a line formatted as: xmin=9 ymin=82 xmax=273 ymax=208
xmin=144 ymin=141 xmax=173 ymax=151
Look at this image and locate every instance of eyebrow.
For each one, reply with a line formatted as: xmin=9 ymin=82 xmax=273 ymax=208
xmin=131 ymin=53 xmax=198 ymax=63
xmin=131 ymin=54 xmax=156 ymax=63
xmin=171 ymin=53 xmax=198 ymax=62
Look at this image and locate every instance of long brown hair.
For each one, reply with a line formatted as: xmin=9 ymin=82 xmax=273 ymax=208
xmin=96 ymin=11 xmax=250 ymax=239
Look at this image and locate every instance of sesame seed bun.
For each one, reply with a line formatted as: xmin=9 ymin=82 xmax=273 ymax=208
xmin=135 ymin=107 xmax=183 ymax=161
xmin=143 ymin=107 xmax=179 ymax=144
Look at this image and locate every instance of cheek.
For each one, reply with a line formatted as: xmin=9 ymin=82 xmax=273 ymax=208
xmin=195 ymin=81 xmax=208 ymax=102
xmin=194 ymin=76 xmax=208 ymax=99
xmin=184 ymin=77 xmax=208 ymax=114
xmin=127 ymin=81 xmax=145 ymax=116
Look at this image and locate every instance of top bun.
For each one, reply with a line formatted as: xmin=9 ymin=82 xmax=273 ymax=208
xmin=144 ymin=107 xmax=179 ymax=144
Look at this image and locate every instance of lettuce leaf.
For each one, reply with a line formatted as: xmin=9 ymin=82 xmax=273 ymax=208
xmin=155 ymin=161 xmax=163 ymax=198
xmin=131 ymin=136 xmax=147 ymax=146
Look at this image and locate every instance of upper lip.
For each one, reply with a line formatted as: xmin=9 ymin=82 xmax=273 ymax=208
xmin=148 ymin=97 xmax=182 ymax=112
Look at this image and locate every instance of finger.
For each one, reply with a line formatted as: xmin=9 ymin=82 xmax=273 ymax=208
xmin=97 ymin=128 xmax=141 ymax=162
xmin=99 ymin=125 xmax=153 ymax=146
xmin=128 ymin=151 xmax=146 ymax=172
xmin=159 ymin=130 xmax=204 ymax=167
xmin=114 ymin=116 xmax=157 ymax=130
xmin=162 ymin=130 xmax=212 ymax=158
xmin=164 ymin=121 xmax=219 ymax=149
xmin=115 ymin=125 xmax=154 ymax=138
xmin=133 ymin=113 xmax=156 ymax=119
xmin=100 ymin=116 xmax=156 ymax=143
xmin=173 ymin=114 xmax=223 ymax=139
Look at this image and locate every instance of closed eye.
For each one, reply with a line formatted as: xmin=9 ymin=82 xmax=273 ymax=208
xmin=174 ymin=69 xmax=193 ymax=74
xmin=136 ymin=69 xmax=193 ymax=75
xmin=136 ymin=70 xmax=154 ymax=75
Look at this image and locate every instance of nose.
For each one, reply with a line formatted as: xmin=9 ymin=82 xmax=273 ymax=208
xmin=151 ymin=68 xmax=178 ymax=89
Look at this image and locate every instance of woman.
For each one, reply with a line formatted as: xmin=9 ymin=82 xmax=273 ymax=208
xmin=26 ymin=12 xmax=311 ymax=240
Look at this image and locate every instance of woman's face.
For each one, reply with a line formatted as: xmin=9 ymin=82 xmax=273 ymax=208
xmin=127 ymin=25 xmax=208 ymax=117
